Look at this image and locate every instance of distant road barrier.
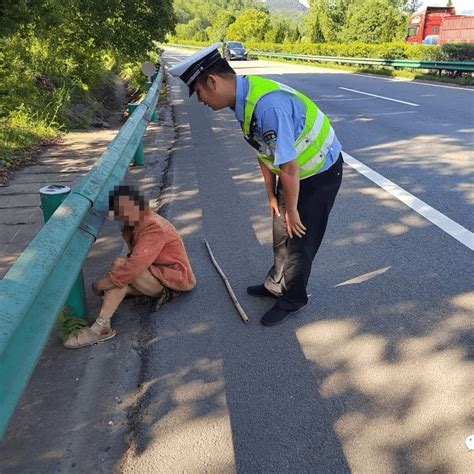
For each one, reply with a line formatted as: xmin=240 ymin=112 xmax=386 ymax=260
xmin=0 ymin=65 xmax=164 ymax=439
xmin=166 ymin=43 xmax=474 ymax=73
xmin=250 ymin=51 xmax=474 ymax=73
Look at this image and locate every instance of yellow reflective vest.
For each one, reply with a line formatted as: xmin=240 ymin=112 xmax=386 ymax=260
xmin=243 ymin=75 xmax=337 ymax=179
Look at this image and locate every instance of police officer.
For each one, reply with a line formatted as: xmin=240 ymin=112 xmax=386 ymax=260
xmin=169 ymin=44 xmax=343 ymax=326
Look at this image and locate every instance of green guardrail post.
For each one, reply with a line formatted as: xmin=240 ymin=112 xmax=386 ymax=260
xmin=39 ymin=185 xmax=87 ymax=319
xmin=127 ymin=103 xmax=145 ymax=165
xmin=145 ymin=81 xmax=158 ymax=123
xmin=152 ymin=62 xmax=160 ymax=82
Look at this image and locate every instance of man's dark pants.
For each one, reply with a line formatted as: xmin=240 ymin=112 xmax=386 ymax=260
xmin=264 ymin=154 xmax=343 ymax=311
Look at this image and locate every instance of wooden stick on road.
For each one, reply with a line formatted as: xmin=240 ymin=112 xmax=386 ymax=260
xmin=204 ymin=239 xmax=249 ymax=324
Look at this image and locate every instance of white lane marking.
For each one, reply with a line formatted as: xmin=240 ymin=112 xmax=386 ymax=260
xmin=343 ymin=151 xmax=474 ymax=251
xmin=339 ymin=87 xmax=419 ymax=107
xmin=259 ymin=55 xmax=474 ymax=92
xmin=346 ymin=72 xmax=474 ymax=92
xmin=167 ymin=51 xmax=474 ymax=92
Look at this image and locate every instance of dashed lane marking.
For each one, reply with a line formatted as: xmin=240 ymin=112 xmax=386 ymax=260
xmin=339 ymin=87 xmax=420 ymax=107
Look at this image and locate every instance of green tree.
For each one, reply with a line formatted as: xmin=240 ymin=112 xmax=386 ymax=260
xmin=0 ymin=0 xmax=67 ymax=38
xmin=173 ymin=0 xmax=257 ymax=33
xmin=227 ymin=8 xmax=271 ymax=42
xmin=304 ymin=0 xmax=351 ymax=43
xmin=1 ymin=0 xmax=176 ymax=61
xmin=282 ymin=19 xmax=300 ymax=43
xmin=300 ymin=8 xmax=325 ymax=43
xmin=1 ymin=0 xmax=177 ymax=167
xmin=321 ymin=0 xmax=351 ymax=42
xmin=74 ymin=0 xmax=176 ymax=60
xmin=175 ymin=18 xmax=208 ymax=40
xmin=339 ymin=0 xmax=406 ymax=43
xmin=265 ymin=17 xmax=288 ymax=43
xmin=207 ymin=10 xmax=236 ymax=41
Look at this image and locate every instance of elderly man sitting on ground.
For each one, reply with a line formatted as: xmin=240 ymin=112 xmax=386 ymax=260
xmin=65 ymin=185 xmax=196 ymax=349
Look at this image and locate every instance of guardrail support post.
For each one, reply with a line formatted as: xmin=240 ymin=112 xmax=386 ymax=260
xmin=39 ymin=185 xmax=87 ymax=319
xmin=133 ymin=140 xmax=145 ymax=166
xmin=127 ymin=103 xmax=145 ymax=166
xmin=145 ymin=81 xmax=158 ymax=123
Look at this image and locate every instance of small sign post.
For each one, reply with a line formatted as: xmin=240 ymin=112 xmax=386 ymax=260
xmin=141 ymin=61 xmax=156 ymax=83
xmin=141 ymin=61 xmax=158 ymax=123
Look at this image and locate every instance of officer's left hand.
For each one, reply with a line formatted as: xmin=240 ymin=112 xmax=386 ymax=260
xmin=285 ymin=209 xmax=306 ymax=238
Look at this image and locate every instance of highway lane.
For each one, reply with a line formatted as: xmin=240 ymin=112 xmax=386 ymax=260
xmin=233 ymin=59 xmax=474 ymax=232
xmin=120 ymin=49 xmax=473 ymax=473
xmin=165 ymin=51 xmax=474 ymax=234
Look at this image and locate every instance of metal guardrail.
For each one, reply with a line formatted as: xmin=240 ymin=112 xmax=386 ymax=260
xmin=167 ymin=43 xmax=201 ymax=49
xmin=0 ymin=66 xmax=164 ymax=439
xmin=166 ymin=43 xmax=474 ymax=72
xmin=251 ymin=51 xmax=474 ymax=72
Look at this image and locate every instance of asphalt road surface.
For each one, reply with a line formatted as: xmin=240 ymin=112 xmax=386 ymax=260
xmin=121 ymin=49 xmax=474 ymax=473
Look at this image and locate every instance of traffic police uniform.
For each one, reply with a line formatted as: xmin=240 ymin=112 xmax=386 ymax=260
xmin=169 ymin=44 xmax=343 ymax=324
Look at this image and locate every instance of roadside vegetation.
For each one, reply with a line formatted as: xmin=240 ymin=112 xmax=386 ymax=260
xmin=173 ymin=39 xmax=474 ymax=85
xmin=0 ymin=0 xmax=176 ymax=179
xmin=2 ymin=0 xmax=472 ymax=179
xmin=169 ymin=0 xmax=473 ymax=85
xmin=172 ymin=0 xmax=409 ymax=44
xmin=171 ymin=0 xmax=474 ymax=52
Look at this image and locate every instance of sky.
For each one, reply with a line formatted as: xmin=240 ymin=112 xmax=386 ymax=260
xmin=298 ymin=0 xmax=474 ymax=14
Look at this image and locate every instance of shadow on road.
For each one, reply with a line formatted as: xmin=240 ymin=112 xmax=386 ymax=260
xmin=122 ymin=83 xmax=473 ymax=472
xmin=2 ymin=65 xmax=471 ymax=473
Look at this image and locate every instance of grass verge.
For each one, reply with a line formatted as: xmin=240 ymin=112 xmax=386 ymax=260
xmin=0 ymin=115 xmax=63 ymax=183
xmin=0 ymin=70 xmax=120 ymax=184
xmin=56 ymin=307 xmax=87 ymax=343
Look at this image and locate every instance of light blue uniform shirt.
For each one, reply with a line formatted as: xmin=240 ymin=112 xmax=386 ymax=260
xmin=233 ymin=76 xmax=341 ymax=173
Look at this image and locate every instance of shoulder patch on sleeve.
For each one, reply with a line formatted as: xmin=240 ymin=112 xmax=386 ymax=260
xmin=263 ymin=130 xmax=277 ymax=146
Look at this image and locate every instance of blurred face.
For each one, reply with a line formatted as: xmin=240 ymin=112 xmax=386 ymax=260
xmin=114 ymin=196 xmax=141 ymax=226
xmin=193 ymin=75 xmax=232 ymax=111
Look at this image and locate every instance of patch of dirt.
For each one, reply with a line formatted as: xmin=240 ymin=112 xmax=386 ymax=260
xmin=1 ymin=76 xmax=128 ymax=185
xmin=0 ymin=135 xmax=64 ymax=185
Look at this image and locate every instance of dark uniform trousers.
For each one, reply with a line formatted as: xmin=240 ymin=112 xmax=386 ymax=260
xmin=264 ymin=153 xmax=343 ymax=311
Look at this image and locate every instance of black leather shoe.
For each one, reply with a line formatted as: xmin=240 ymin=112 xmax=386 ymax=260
xmin=260 ymin=305 xmax=301 ymax=326
xmin=247 ymin=284 xmax=277 ymax=298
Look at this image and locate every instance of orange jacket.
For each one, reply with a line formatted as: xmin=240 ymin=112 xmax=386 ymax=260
xmin=108 ymin=212 xmax=196 ymax=291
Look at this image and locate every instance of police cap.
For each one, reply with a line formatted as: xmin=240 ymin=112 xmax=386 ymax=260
xmin=168 ymin=43 xmax=225 ymax=96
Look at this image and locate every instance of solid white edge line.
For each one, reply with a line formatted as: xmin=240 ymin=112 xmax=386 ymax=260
xmin=342 ymin=152 xmax=474 ymax=251
xmin=340 ymin=87 xmax=420 ymax=107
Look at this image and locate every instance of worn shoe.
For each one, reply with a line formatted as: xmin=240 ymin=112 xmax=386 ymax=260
xmin=64 ymin=326 xmax=116 ymax=349
xmin=247 ymin=284 xmax=277 ymax=298
xmin=260 ymin=305 xmax=301 ymax=326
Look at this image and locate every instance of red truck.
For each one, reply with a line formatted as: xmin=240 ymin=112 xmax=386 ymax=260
xmin=405 ymin=6 xmax=474 ymax=45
